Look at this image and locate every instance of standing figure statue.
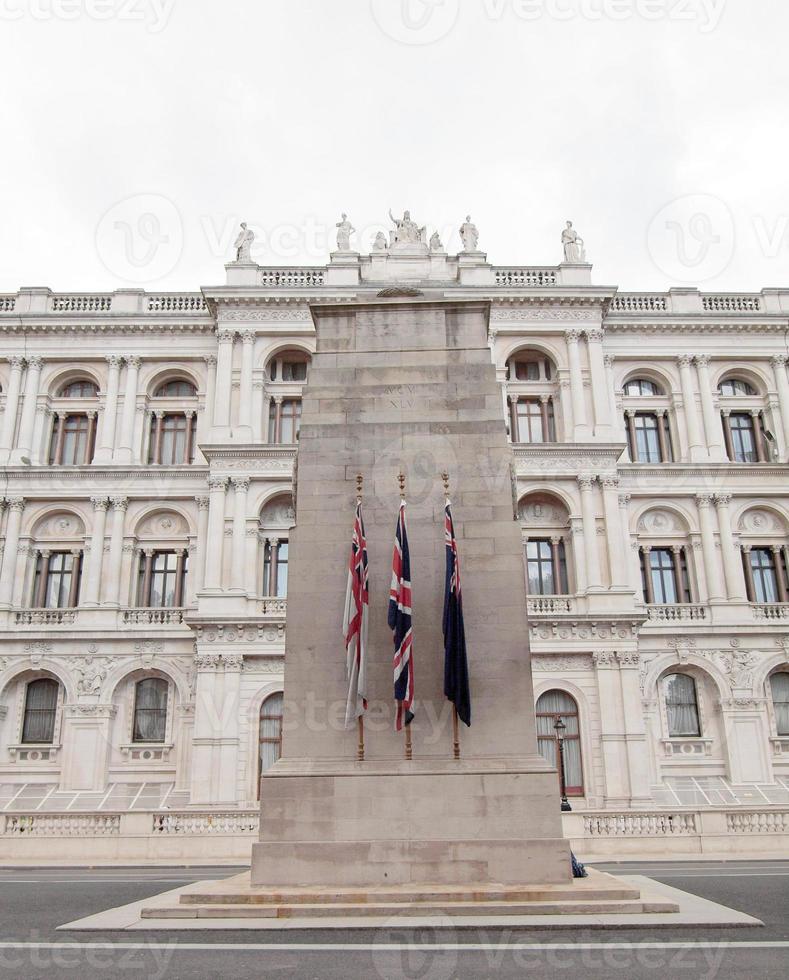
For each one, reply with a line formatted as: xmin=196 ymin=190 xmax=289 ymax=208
xmin=561 ymin=221 xmax=587 ymax=264
xmin=429 ymin=230 xmax=444 ymax=252
xmin=389 ymin=209 xmax=426 ymax=246
xmin=372 ymin=231 xmax=388 ymax=252
xmin=459 ymin=215 xmax=480 ymax=252
xmin=234 ymin=222 xmax=255 ymax=263
xmin=335 ymin=213 xmax=355 ymax=252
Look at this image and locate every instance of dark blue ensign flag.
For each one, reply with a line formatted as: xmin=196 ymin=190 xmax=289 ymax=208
xmin=443 ymin=501 xmax=471 ymax=727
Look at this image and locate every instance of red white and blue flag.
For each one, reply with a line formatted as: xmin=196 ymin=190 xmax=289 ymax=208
xmin=389 ymin=500 xmax=414 ymax=730
xmin=443 ymin=500 xmax=471 ymax=727
xmin=342 ymin=501 xmax=369 ymax=729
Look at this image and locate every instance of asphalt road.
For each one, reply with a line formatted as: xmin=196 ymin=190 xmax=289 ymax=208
xmin=0 ymin=860 xmax=787 ymax=979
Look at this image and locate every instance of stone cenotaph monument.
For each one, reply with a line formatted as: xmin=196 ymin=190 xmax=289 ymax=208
xmin=250 ymin=294 xmax=572 ymax=888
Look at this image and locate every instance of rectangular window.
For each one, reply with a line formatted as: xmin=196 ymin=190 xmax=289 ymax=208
xmin=21 ymin=679 xmax=59 ymax=744
xmin=132 ymin=678 xmax=168 ymax=743
xmin=640 ymin=548 xmax=690 ymax=604
xmin=730 ymin=413 xmax=757 ymax=463
xmin=634 ymin=413 xmax=661 ymax=462
xmin=138 ymin=552 xmax=186 ymax=607
xmin=750 ymin=548 xmax=778 ymax=603
xmin=33 ymin=552 xmax=80 ymax=609
xmin=263 ymin=542 xmax=289 ymax=597
xmin=525 ymin=539 xmax=568 ymax=595
xmin=665 ymin=674 xmax=701 ymax=737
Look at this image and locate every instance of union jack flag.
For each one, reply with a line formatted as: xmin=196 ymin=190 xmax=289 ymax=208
xmin=342 ymin=501 xmax=369 ymax=729
xmin=443 ymin=500 xmax=471 ymax=727
xmin=389 ymin=500 xmax=414 ymax=730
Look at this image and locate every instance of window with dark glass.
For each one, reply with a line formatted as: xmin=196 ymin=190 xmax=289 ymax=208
xmin=263 ymin=541 xmax=288 ymax=597
xmin=719 ymin=379 xmax=756 ymax=397
xmin=154 ymin=379 xmax=197 ymax=398
xmin=624 ymin=378 xmax=661 ymax=396
xmin=21 ymin=678 xmax=59 ymax=744
xmin=269 ymin=355 xmax=309 ymax=382
xmin=536 ymin=690 xmax=583 ymax=795
xmin=728 ymin=413 xmax=757 ymax=462
xmin=49 ymin=414 xmax=96 ymax=465
xmin=664 ymin=673 xmax=701 ymax=737
xmin=770 ymin=673 xmax=789 ymax=737
xmin=148 ymin=413 xmax=196 ymax=464
xmin=515 ymin=399 xmax=555 ymax=443
xmin=510 ymin=355 xmax=552 ymax=381
xmin=258 ymin=692 xmax=284 ymax=796
xmin=138 ymin=551 xmax=187 ymax=607
xmin=60 ymin=380 xmax=99 ymax=398
xmin=626 ymin=412 xmax=671 ymax=463
xmin=526 ymin=539 xmax=568 ymax=595
xmin=640 ymin=547 xmax=691 ymax=604
xmin=132 ymin=678 xmax=168 ymax=743
xmin=745 ymin=547 xmax=787 ymax=603
xmin=268 ymin=400 xmax=302 ymax=444
xmin=33 ymin=552 xmax=81 ymax=608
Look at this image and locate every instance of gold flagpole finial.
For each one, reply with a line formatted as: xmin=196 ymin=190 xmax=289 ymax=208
xmin=441 ymin=471 xmax=451 ymax=498
xmin=398 ymin=471 xmax=406 ymax=500
xmin=356 ymin=473 xmax=364 ymax=502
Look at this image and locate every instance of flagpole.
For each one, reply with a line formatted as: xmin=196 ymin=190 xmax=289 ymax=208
xmin=398 ymin=471 xmax=413 ymax=762
xmin=356 ymin=472 xmax=365 ymax=762
xmin=443 ymin=471 xmax=462 ymax=761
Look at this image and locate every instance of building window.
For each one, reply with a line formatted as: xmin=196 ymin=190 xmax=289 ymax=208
xmin=263 ymin=541 xmax=288 ymax=597
xmin=535 ymin=690 xmax=583 ymax=796
xmin=526 ymin=539 xmax=568 ymax=595
xmin=743 ymin=547 xmax=788 ymax=604
xmin=664 ymin=673 xmax=701 ymax=737
xmin=719 ymin=378 xmax=755 ymax=397
xmin=60 ymin=380 xmax=99 ymax=398
xmin=770 ymin=673 xmax=789 ymax=737
xmin=626 ymin=412 xmax=671 ymax=462
xmin=148 ymin=413 xmax=196 ymax=464
xmin=624 ymin=378 xmax=661 ymax=396
xmin=640 ymin=547 xmax=691 ymax=604
xmin=154 ymin=379 xmax=197 ymax=398
xmin=268 ymin=399 xmax=302 ymax=444
xmin=258 ymin=692 xmax=284 ymax=796
xmin=138 ymin=551 xmax=187 ymax=607
xmin=514 ymin=399 xmax=555 ymax=443
xmin=132 ymin=678 xmax=168 ymax=743
xmin=21 ymin=678 xmax=59 ymax=744
xmin=32 ymin=552 xmax=81 ymax=608
xmin=49 ymin=413 xmax=96 ymax=465
xmin=269 ymin=354 xmax=309 ymax=382
xmin=725 ymin=412 xmax=760 ymax=463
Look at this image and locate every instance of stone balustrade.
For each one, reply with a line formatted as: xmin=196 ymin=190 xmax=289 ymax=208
xmin=2 ymin=813 xmax=121 ymax=836
xmin=646 ymin=604 xmax=708 ymax=622
xmin=752 ymin=603 xmax=789 ymax=621
xmin=122 ymin=608 xmax=188 ymax=625
xmin=527 ymin=595 xmax=574 ymax=615
xmin=50 ymin=294 xmax=113 ymax=313
xmin=727 ymin=811 xmax=789 ymax=834
xmin=152 ymin=811 xmax=259 ymax=835
xmin=494 ymin=267 xmax=558 ymax=287
xmin=582 ymin=811 xmax=698 ymax=837
xmin=609 ymin=294 xmax=668 ymax=313
xmin=258 ymin=268 xmax=325 ymax=287
xmin=14 ymin=609 xmax=77 ymax=626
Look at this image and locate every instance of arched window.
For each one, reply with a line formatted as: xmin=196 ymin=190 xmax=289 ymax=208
xmin=624 ymin=378 xmax=661 ymax=396
xmin=506 ymin=350 xmax=557 ymax=443
xmin=770 ymin=673 xmax=789 ymax=736
xmin=154 ymin=379 xmax=197 ymax=398
xmin=719 ymin=378 xmax=756 ymax=397
xmin=60 ymin=379 xmax=99 ymax=398
xmin=268 ymin=352 xmax=309 ymax=383
xmin=508 ymin=351 xmax=553 ymax=382
xmin=132 ymin=678 xmax=168 ymax=743
xmin=22 ymin=678 xmax=60 ymax=744
xmin=664 ymin=673 xmax=701 ymax=737
xmin=535 ymin=690 xmax=583 ymax=795
xmin=258 ymin=692 xmax=284 ymax=796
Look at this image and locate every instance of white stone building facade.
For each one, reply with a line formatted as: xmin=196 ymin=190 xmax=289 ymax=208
xmin=1 ymin=239 xmax=788 ymax=855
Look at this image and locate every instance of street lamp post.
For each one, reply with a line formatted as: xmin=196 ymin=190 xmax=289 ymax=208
xmin=554 ymin=716 xmax=572 ymax=812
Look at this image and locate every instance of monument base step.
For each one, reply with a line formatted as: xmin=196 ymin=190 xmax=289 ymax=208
xmin=140 ymin=869 xmax=679 ymax=920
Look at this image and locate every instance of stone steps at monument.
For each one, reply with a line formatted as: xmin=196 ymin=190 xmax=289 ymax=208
xmin=142 ymin=897 xmax=680 ymax=920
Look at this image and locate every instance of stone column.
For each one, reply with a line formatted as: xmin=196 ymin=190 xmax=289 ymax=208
xmin=585 ymin=329 xmax=611 ymax=435
xmin=238 ymin=332 xmax=255 ymax=433
xmin=566 ymin=331 xmax=588 ymax=439
xmin=0 ymin=356 xmax=25 ymax=453
xmin=190 ymin=654 xmax=243 ymax=805
xmin=83 ymin=497 xmax=110 ymax=606
xmin=213 ymin=331 xmax=235 ymax=429
xmin=31 ymin=404 xmax=49 ymax=465
xmin=15 ymin=356 xmax=43 ymax=458
xmin=117 ymin=356 xmax=141 ymax=463
xmin=617 ymin=651 xmax=652 ymax=804
xmin=203 ymin=478 xmax=228 ymax=591
xmin=625 ymin=409 xmax=638 ymax=461
xmin=246 ymin=526 xmax=261 ymax=596
xmin=105 ymin=497 xmax=128 ymax=606
xmin=604 ymin=354 xmax=625 ymax=441
xmin=231 ymin=477 xmax=250 ymax=591
xmin=714 ymin=494 xmax=746 ymax=601
xmin=0 ymin=498 xmax=24 ymax=607
xmin=569 ymin=518 xmax=587 ymax=595
xmin=677 ymin=354 xmax=704 ymax=461
xmin=252 ymin=380 xmax=265 ymax=443
xmin=95 ymin=355 xmax=122 ymax=463
xmin=695 ymin=355 xmax=724 ymax=460
xmin=194 ymin=496 xmax=210 ymax=594
xmin=577 ymin=477 xmax=602 ymax=588
xmin=558 ymin=379 xmax=573 ymax=441
xmin=619 ymin=492 xmax=640 ymax=595
xmin=601 ymin=477 xmax=627 ymax=588
xmin=771 ymin=355 xmax=789 ymax=461
xmin=593 ymin=651 xmax=630 ymax=806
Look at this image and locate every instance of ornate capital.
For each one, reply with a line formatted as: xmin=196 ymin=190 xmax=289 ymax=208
xmin=110 ymin=496 xmax=129 ymax=512
xmin=208 ymin=476 xmax=228 ymax=492
xmin=585 ymin=328 xmax=604 ymax=343
xmin=125 ymin=356 xmax=142 ymax=370
xmin=241 ymin=331 xmax=255 ymax=345
xmin=90 ymin=497 xmax=110 ymax=512
xmin=677 ymin=354 xmax=693 ymax=368
xmin=26 ymin=355 xmax=44 ymax=370
xmin=601 ymin=476 xmax=619 ymax=490
xmin=9 ymin=355 xmax=25 ymax=370
xmin=195 ymin=495 xmax=210 ymax=511
xmin=603 ymin=354 xmax=615 ymax=368
xmin=577 ymin=475 xmax=595 ymax=491
xmin=204 ymin=354 xmax=218 ymax=368
xmin=106 ymin=354 xmax=123 ymax=369
xmin=714 ymin=493 xmax=732 ymax=508
xmin=217 ymin=330 xmax=235 ymax=344
xmin=618 ymin=493 xmax=631 ymax=507
xmin=695 ymin=354 xmax=710 ymax=368
xmin=770 ymin=354 xmax=788 ymax=368
xmin=696 ymin=493 xmax=714 ymax=508
xmin=231 ymin=477 xmax=251 ymax=492
xmin=7 ymin=497 xmax=26 ymax=513
xmin=565 ymin=329 xmax=582 ymax=343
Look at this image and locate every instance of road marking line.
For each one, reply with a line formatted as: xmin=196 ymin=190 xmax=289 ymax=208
xmin=1 ymin=942 xmax=788 ymax=952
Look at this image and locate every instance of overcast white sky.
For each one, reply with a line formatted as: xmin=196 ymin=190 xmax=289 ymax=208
xmin=1 ymin=0 xmax=788 ymax=293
